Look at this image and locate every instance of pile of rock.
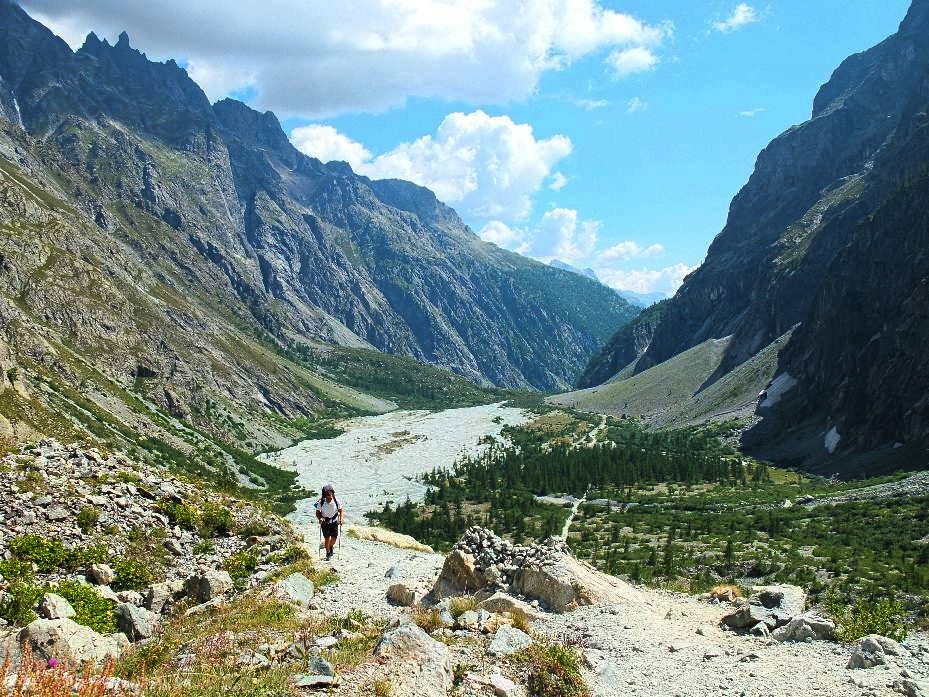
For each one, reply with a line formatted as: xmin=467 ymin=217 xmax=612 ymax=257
xmin=432 ymin=526 xmax=640 ymax=613
xmin=719 ymin=585 xmax=835 ymax=642
xmin=447 ymin=525 xmax=569 ymax=591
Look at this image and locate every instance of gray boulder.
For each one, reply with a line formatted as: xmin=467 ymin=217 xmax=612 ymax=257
xmin=772 ymin=613 xmax=836 ymax=642
xmin=374 ymin=622 xmax=453 ymax=695
xmin=88 ymin=563 xmax=115 ymax=586
xmin=432 ymin=550 xmax=488 ymax=599
xmin=143 ymin=581 xmax=184 ymax=615
xmin=487 ymin=625 xmax=532 ymax=657
xmin=277 ymin=573 xmax=315 ymax=606
xmin=847 ymin=634 xmax=908 ymax=669
xmin=116 ymin=603 xmax=159 ymax=641
xmin=38 ymin=593 xmax=75 ymax=620
xmin=19 ymin=618 xmax=122 ymax=665
xmin=185 ymin=570 xmax=233 ymax=602
xmin=387 ymin=582 xmax=420 ymax=607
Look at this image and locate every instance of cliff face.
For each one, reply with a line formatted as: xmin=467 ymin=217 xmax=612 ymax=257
xmin=579 ymin=0 xmax=929 ymax=471
xmin=0 ymin=0 xmax=636 ymax=418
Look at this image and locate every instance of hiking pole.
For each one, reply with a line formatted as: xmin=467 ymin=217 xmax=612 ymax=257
xmin=318 ymin=522 xmax=323 ymax=560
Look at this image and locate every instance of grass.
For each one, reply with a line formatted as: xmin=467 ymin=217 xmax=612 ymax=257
xmin=265 ymin=558 xmax=339 ymax=588
xmin=513 ymin=639 xmax=588 ymax=697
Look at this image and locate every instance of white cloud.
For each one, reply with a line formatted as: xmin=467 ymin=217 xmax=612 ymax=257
xmin=292 ymin=111 xmax=572 ymax=221
xmin=478 ymin=221 xmax=526 ymax=248
xmin=573 ymin=98 xmax=610 ymax=111
xmin=600 ymin=241 xmax=664 ymax=261
xmin=607 ymin=47 xmax=659 ymax=77
xmin=738 ymin=107 xmax=766 ymax=117
xmin=626 ymin=96 xmax=648 ymax=113
xmin=291 ymin=125 xmax=372 ymax=170
xmin=597 ymin=263 xmax=694 ymax=295
xmin=530 ymin=208 xmax=599 ymax=262
xmin=24 ymin=0 xmax=671 ymax=117
xmin=713 ymin=4 xmax=759 ymax=33
xmin=549 ymin=172 xmax=569 ymax=191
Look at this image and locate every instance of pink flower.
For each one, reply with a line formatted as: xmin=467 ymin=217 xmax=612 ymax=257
xmin=47 ymin=658 xmax=59 ymax=668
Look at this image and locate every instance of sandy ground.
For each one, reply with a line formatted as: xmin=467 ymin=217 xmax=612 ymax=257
xmin=263 ymin=403 xmax=529 ymax=526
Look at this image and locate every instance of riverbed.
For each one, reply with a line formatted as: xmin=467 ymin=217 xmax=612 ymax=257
xmin=260 ymin=403 xmax=529 ymax=526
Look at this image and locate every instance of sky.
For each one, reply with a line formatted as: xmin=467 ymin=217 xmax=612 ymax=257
xmin=24 ymin=0 xmax=911 ymax=296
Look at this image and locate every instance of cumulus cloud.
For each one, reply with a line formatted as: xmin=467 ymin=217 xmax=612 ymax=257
xmin=529 ymin=208 xmax=600 ymax=262
xmin=573 ymin=98 xmax=610 ymax=111
xmin=597 ymin=263 xmax=694 ymax=295
xmin=600 ymin=241 xmax=664 ymax=261
xmin=292 ymin=111 xmax=571 ymax=221
xmin=23 ymin=0 xmax=671 ymax=117
xmin=606 ymin=46 xmax=659 ymax=76
xmin=713 ymin=4 xmax=759 ymax=33
xmin=478 ymin=221 xmax=526 ymax=249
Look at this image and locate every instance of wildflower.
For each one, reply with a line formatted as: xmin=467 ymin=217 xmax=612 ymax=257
xmin=47 ymin=657 xmax=59 ymax=668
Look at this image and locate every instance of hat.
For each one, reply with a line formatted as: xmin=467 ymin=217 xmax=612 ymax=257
xmin=322 ymin=484 xmax=335 ymax=494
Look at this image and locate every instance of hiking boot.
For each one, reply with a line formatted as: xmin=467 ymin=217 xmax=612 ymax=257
xmin=326 ymin=552 xmax=333 ymax=561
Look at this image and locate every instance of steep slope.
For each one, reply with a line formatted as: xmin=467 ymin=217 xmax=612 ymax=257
xmin=613 ymin=0 xmax=929 ymax=384
xmin=0 ymin=0 xmax=636 ymax=395
xmin=743 ymin=172 xmax=929 ymax=474
xmin=575 ymin=300 xmax=668 ymax=389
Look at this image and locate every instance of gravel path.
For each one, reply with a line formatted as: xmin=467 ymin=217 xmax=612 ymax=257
xmin=301 ymin=525 xmax=928 ymax=697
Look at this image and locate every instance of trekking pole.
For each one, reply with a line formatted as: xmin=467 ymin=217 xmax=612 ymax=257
xmin=318 ymin=523 xmax=323 ymax=560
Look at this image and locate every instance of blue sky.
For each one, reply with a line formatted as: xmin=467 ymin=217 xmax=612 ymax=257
xmin=28 ymin=0 xmax=911 ymax=295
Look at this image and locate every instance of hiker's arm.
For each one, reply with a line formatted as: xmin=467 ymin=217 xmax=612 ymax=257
xmin=338 ymin=506 xmax=344 ymax=524
xmin=315 ymin=508 xmax=323 ymax=521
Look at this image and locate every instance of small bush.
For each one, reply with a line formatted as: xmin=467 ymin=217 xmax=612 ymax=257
xmin=76 ymin=506 xmax=100 ymax=533
xmin=222 ymin=549 xmax=260 ymax=581
xmin=372 ymin=679 xmax=394 ymax=697
xmin=200 ymin=503 xmax=234 ymax=538
xmin=0 ymin=581 xmax=44 ymax=626
xmin=192 ymin=540 xmax=215 ymax=555
xmin=449 ymin=596 xmax=478 ymax=619
xmin=159 ymin=500 xmax=200 ymax=530
xmin=516 ymin=640 xmax=589 ymax=697
xmin=510 ymin=607 xmax=531 ymax=633
xmin=825 ymin=592 xmax=908 ymax=642
xmin=268 ymin=545 xmax=309 ymax=565
xmin=53 ymin=580 xmax=117 ymax=634
xmin=412 ymin=607 xmax=445 ymax=633
xmin=65 ymin=544 xmax=110 ymax=570
xmin=9 ymin=535 xmax=67 ymax=572
xmin=0 ymin=558 xmax=35 ymax=582
xmin=239 ymin=518 xmax=272 ymax=537
xmin=112 ymin=558 xmax=154 ymax=591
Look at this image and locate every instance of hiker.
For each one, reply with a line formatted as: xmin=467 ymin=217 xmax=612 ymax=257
xmin=315 ymin=484 xmax=344 ymax=561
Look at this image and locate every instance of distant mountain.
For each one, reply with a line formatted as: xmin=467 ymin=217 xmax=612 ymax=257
xmin=0 ymin=0 xmax=638 ymax=466
xmin=578 ymin=0 xmax=929 ymax=474
xmin=549 ymin=259 xmax=599 ymax=282
xmin=617 ymin=290 xmax=665 ymax=308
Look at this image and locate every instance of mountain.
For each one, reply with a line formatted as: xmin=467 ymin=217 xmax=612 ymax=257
xmin=618 ymin=290 xmax=665 ymax=308
xmin=549 ymin=259 xmax=599 ymax=282
xmin=0 ymin=1 xmax=637 ymax=459
xmin=578 ymin=0 xmax=929 ymax=472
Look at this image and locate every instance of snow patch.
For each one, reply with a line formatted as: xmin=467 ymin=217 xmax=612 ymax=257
xmin=11 ymin=96 xmax=22 ymax=128
xmin=759 ymin=372 xmax=798 ymax=409
xmin=261 ymin=403 xmax=529 ymax=526
xmin=824 ymin=426 xmax=841 ymax=454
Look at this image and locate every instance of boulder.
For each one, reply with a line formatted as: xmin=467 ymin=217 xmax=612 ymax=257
xmin=772 ymin=613 xmax=836 ymax=643
xmin=487 ymin=625 xmax=532 ymax=657
xmin=722 ymin=604 xmax=780 ymax=631
xmin=143 ymin=581 xmax=184 ymax=615
xmin=387 ymin=583 xmax=421 ymax=607
xmin=277 ymin=573 xmax=315 ymax=606
xmin=511 ymin=555 xmax=640 ymax=613
xmin=847 ymin=635 xmax=907 ymax=669
xmin=432 ymin=550 xmax=489 ymax=599
xmin=348 ymin=525 xmax=434 ymax=553
xmin=894 ymin=678 xmax=928 ymax=697
xmin=750 ymin=585 xmax=806 ymax=617
xmin=184 ymin=570 xmax=233 ymax=603
xmin=38 ymin=593 xmax=75 ymax=620
xmin=88 ymin=563 xmax=115 ymax=586
xmin=374 ymin=622 xmax=453 ymax=695
xmin=489 ymin=673 xmax=519 ymax=697
xmin=115 ymin=603 xmax=159 ymax=642
xmin=478 ymin=592 xmax=537 ymax=618
xmin=19 ymin=618 xmax=121 ymax=665
xmin=455 ymin=610 xmax=481 ymax=631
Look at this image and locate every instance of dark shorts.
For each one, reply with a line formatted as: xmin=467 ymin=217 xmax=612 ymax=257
xmin=321 ymin=520 xmax=339 ymax=538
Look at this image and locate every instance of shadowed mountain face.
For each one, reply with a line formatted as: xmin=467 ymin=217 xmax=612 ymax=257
xmin=0 ymin=0 xmax=636 ymax=406
xmin=579 ymin=0 xmax=929 ymax=472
